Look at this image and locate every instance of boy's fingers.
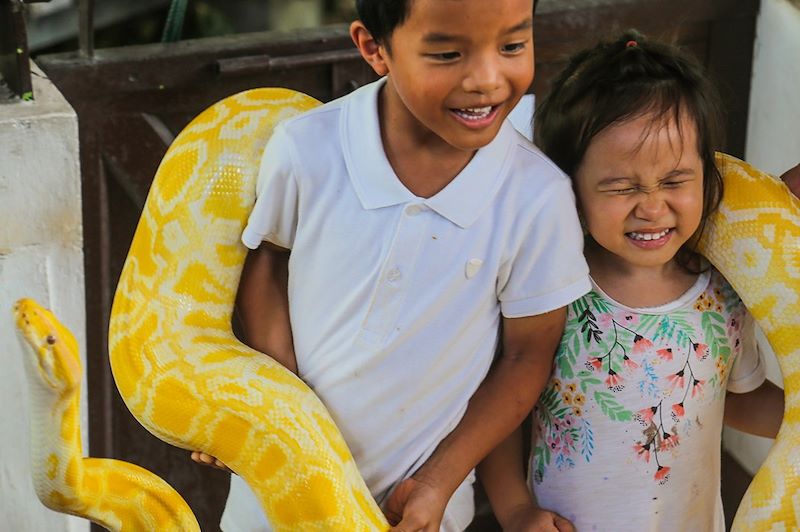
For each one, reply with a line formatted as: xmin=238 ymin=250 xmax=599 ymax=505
xmin=554 ymin=515 xmax=575 ymax=532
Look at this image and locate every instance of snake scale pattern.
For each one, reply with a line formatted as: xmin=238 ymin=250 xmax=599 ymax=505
xmin=13 ymin=90 xmax=799 ymax=531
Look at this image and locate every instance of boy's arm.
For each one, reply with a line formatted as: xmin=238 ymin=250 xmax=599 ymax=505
xmin=235 ymin=241 xmax=296 ymax=373
xmin=724 ymin=380 xmax=784 ymax=438
xmin=386 ymin=308 xmax=565 ymax=531
xmin=477 ymin=428 xmax=574 ymax=532
xmin=191 ymin=241 xmax=295 ymax=471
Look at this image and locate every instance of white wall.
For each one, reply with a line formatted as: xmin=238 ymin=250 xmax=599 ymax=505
xmin=723 ymin=0 xmax=800 ymax=474
xmin=0 ymin=63 xmax=88 ymax=531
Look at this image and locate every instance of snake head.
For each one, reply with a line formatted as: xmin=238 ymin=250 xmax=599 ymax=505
xmin=13 ymin=298 xmax=82 ymax=394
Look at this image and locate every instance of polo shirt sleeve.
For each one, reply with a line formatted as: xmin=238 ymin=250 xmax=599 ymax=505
xmin=241 ymin=124 xmax=299 ymax=250
xmin=726 ymin=311 xmax=767 ymax=394
xmin=499 ymin=178 xmax=591 ymax=317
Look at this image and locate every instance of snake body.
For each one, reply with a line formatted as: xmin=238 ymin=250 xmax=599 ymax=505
xmin=107 ymin=88 xmax=388 ymax=531
xmin=13 ymin=298 xmax=199 ymax=530
xmin=700 ymin=154 xmax=800 ymax=531
xmin=12 ymin=91 xmax=799 ymax=530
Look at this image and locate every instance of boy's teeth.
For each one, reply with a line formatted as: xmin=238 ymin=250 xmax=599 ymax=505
xmin=628 ymin=229 xmax=671 ymax=241
xmin=454 ymin=106 xmax=493 ymax=120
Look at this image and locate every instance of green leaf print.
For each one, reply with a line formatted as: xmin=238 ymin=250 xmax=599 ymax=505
xmin=702 ymin=311 xmax=732 ymax=363
xmin=577 ymin=370 xmax=602 ymax=393
xmin=594 ymin=390 xmax=633 ymax=421
xmin=654 ymin=314 xmax=698 ymax=349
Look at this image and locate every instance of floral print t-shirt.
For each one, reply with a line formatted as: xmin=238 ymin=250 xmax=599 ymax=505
xmin=530 ymin=269 xmax=765 ymax=532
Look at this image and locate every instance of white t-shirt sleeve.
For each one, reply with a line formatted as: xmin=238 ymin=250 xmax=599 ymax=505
xmin=726 ymin=310 xmax=767 ymax=394
xmin=499 ymin=178 xmax=590 ymax=317
xmin=241 ymin=124 xmax=299 ymax=250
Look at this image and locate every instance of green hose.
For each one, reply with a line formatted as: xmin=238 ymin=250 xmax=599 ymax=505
xmin=162 ymin=0 xmax=189 ymax=42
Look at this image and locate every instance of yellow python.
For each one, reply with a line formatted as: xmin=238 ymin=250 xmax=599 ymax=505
xmin=13 ymin=298 xmax=199 ymax=531
xmin=13 ymin=90 xmax=799 ymax=530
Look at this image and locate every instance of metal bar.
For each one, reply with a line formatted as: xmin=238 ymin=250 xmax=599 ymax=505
xmin=79 ymin=0 xmax=94 ymax=57
xmin=0 ymin=0 xmax=33 ymax=100
xmin=216 ymin=47 xmax=362 ymax=78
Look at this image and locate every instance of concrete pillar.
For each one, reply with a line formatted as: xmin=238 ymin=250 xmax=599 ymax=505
xmin=0 ymin=62 xmax=88 ymax=531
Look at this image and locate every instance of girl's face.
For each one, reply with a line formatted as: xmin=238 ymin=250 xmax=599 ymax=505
xmin=575 ymin=111 xmax=705 ymax=274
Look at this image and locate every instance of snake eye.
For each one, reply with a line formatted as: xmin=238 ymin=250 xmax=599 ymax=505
xmin=46 ymin=335 xmax=56 ymax=345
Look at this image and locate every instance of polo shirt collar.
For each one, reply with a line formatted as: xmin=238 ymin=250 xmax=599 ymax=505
xmin=341 ymin=77 xmax=515 ymax=229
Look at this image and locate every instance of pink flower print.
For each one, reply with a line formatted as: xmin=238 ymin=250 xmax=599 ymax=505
xmin=638 ymin=406 xmax=658 ymax=423
xmin=691 ymin=379 xmax=706 ymax=398
xmin=597 ymin=313 xmax=613 ymax=328
xmin=633 ymin=441 xmax=651 ymax=463
xmin=693 ymin=342 xmax=709 ymax=360
xmin=588 ymin=357 xmax=603 ymax=371
xmin=605 ymin=369 xmax=622 ymax=388
xmin=654 ymin=465 xmax=671 ymax=482
xmin=656 ymin=348 xmax=673 ymax=361
xmin=660 ymin=432 xmax=680 ymax=451
xmin=668 ymin=370 xmax=685 ymax=390
xmin=632 ymin=335 xmax=653 ymax=355
xmin=672 ymin=402 xmax=685 ymax=418
xmin=623 ymin=355 xmax=639 ymax=370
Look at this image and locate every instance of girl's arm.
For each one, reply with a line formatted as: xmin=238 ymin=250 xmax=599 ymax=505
xmin=478 ymin=427 xmax=574 ymax=531
xmin=385 ymin=308 xmax=566 ymax=531
xmin=724 ymin=380 xmax=784 ymax=438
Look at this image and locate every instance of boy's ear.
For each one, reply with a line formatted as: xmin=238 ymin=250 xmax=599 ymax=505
xmin=350 ymin=21 xmax=389 ymax=76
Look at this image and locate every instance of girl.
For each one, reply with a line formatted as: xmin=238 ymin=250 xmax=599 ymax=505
xmin=478 ymin=31 xmax=785 ymax=531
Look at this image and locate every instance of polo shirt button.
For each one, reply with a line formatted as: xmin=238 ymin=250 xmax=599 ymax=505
xmin=406 ymin=205 xmax=423 ymax=216
xmin=387 ymin=267 xmax=402 ymax=282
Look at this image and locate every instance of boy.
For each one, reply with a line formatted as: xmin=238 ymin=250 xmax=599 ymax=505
xmin=205 ymin=0 xmax=590 ymax=529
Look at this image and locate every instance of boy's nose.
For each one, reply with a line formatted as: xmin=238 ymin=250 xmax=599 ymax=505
xmin=463 ymin=56 xmax=502 ymax=94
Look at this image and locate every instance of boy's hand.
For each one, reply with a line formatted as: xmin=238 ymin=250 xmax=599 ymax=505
xmin=780 ymin=163 xmax=800 ymax=197
xmin=385 ymin=476 xmax=448 ymax=532
xmin=502 ymin=503 xmax=575 ymax=532
xmin=190 ymin=451 xmax=232 ymax=473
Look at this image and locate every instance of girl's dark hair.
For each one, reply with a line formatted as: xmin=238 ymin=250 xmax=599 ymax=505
xmin=355 ymin=0 xmax=412 ymax=48
xmin=534 ymin=30 xmax=725 ymax=271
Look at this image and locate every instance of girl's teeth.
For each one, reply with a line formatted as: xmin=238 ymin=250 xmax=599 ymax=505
xmin=629 ymin=229 xmax=671 ymax=241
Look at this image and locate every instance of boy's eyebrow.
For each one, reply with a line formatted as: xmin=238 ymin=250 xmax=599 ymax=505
xmin=422 ymin=18 xmax=533 ymax=44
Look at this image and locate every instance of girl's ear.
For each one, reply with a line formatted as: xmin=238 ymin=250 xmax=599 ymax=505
xmin=350 ymin=21 xmax=389 ymax=76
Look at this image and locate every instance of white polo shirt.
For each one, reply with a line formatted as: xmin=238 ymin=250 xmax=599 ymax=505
xmin=233 ymin=78 xmax=590 ymax=529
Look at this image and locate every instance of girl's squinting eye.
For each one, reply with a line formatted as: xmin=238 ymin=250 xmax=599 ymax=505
xmin=662 ymin=180 xmax=686 ymax=188
xmin=608 ymin=187 xmax=637 ymax=195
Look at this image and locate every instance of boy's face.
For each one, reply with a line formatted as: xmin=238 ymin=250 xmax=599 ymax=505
xmin=378 ymin=0 xmax=534 ymax=152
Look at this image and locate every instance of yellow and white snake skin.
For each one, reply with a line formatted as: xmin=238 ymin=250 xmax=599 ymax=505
xmin=13 ymin=298 xmax=200 ymax=530
xmin=700 ymin=154 xmax=800 ymax=531
xmin=13 ymin=90 xmax=799 ymax=530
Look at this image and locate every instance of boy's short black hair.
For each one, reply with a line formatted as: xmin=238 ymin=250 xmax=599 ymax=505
xmin=355 ymin=0 xmax=412 ymax=48
xmin=356 ymin=0 xmax=541 ymax=49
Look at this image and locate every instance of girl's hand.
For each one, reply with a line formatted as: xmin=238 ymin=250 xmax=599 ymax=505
xmin=190 ymin=451 xmax=232 ymax=473
xmin=502 ymin=502 xmax=575 ymax=532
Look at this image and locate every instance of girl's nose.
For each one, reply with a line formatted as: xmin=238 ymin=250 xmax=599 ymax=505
xmin=634 ymin=190 xmax=669 ymax=220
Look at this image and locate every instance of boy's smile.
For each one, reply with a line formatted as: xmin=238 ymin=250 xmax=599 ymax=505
xmin=355 ymin=0 xmax=534 ymax=159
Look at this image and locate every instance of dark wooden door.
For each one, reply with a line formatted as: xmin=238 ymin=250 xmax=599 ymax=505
xmin=35 ymin=0 xmax=759 ymax=528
